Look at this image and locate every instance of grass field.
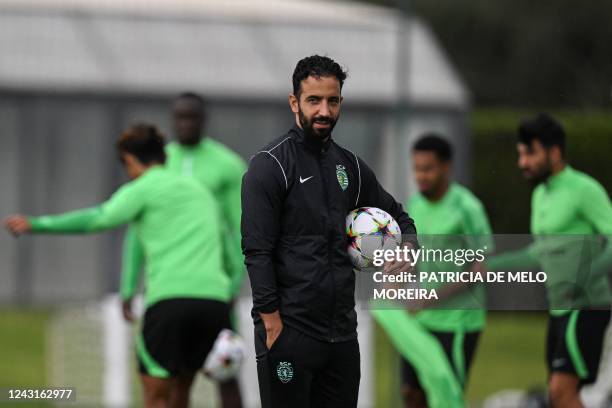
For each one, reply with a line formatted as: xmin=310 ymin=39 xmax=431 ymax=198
xmin=375 ymin=311 xmax=548 ymax=407
xmin=0 ymin=309 xmax=547 ymax=407
xmin=466 ymin=312 xmax=548 ymax=401
xmin=0 ymin=308 xmax=51 ymax=408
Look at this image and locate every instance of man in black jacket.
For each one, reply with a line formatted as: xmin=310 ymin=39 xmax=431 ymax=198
xmin=241 ymin=55 xmax=418 ymax=408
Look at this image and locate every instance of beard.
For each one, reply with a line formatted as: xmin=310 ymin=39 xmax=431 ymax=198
xmin=522 ymin=158 xmax=552 ymax=186
xmin=298 ymin=108 xmax=338 ymax=140
xmin=177 ymin=132 xmax=201 ymax=146
xmin=421 ymin=187 xmax=437 ymax=200
xmin=419 ymin=178 xmax=446 ymax=200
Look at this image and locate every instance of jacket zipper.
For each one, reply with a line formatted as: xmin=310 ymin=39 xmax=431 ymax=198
xmin=318 ymin=149 xmax=336 ymax=342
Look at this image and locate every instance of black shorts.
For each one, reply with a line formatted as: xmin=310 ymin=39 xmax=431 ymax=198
xmin=254 ymin=323 xmax=360 ymax=408
xmin=401 ymin=330 xmax=481 ymax=390
xmin=546 ymin=309 xmax=611 ymax=385
xmin=137 ymin=298 xmax=231 ymax=378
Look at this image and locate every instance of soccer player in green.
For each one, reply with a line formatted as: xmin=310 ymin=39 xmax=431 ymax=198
xmin=122 ymin=93 xmax=245 ymax=406
xmin=167 ymin=92 xmax=246 ymax=297
xmin=123 ymin=92 xmax=246 ymax=303
xmin=513 ymin=114 xmax=611 ymax=408
xmin=4 ymin=124 xmax=242 ymax=408
xmin=402 ymin=135 xmax=492 ymax=407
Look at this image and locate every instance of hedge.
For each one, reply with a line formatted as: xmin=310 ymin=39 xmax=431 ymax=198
xmin=471 ymin=109 xmax=612 ymax=233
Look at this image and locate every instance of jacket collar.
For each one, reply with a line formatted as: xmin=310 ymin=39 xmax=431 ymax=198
xmin=291 ymin=123 xmax=332 ymax=154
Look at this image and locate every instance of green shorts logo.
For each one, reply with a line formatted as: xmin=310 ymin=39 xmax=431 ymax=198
xmin=276 ymin=361 xmax=293 ymax=383
xmin=336 ymin=164 xmax=349 ymax=191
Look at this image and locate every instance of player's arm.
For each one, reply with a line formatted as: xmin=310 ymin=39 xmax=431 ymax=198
xmin=357 ymin=157 xmax=418 ymax=272
xmin=221 ymin=158 xmax=247 ymax=298
xmin=420 ymin=260 xmax=487 ymax=310
xmin=5 ymin=181 xmax=144 ymax=235
xmin=120 ymin=225 xmax=145 ymax=322
xmin=241 ymin=153 xmax=284 ymax=347
xmin=486 ymin=246 xmax=541 ymax=271
xmin=580 ymin=181 xmax=612 ymax=278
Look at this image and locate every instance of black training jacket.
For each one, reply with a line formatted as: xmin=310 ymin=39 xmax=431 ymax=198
xmin=241 ymin=124 xmax=418 ymax=342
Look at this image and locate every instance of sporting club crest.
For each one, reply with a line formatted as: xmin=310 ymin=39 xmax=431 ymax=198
xmin=276 ymin=361 xmax=293 ymax=383
xmin=336 ymin=164 xmax=349 ymax=191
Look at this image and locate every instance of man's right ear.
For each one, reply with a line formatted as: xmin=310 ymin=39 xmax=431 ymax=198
xmin=551 ymin=145 xmax=564 ymax=163
xmin=288 ymin=94 xmax=299 ymax=114
xmin=121 ymin=152 xmax=138 ymax=166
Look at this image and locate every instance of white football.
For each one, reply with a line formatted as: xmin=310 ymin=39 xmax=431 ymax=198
xmin=346 ymin=207 xmax=402 ymax=269
xmin=202 ymin=329 xmax=245 ymax=382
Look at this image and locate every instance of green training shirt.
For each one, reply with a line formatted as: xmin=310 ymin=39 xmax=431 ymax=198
xmin=530 ymin=166 xmax=612 ymax=312
xmin=123 ymin=137 xmax=246 ymax=297
xmin=29 ymin=166 xmax=231 ymax=307
xmin=408 ymin=183 xmax=493 ymax=332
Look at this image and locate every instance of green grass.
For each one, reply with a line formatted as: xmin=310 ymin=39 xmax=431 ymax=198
xmin=0 ymin=308 xmax=51 ymax=408
xmin=1 ymin=309 xmax=548 ymax=407
xmin=375 ymin=319 xmax=403 ymax=407
xmin=466 ymin=312 xmax=547 ymax=402
xmin=0 ymin=309 xmax=49 ymax=387
xmin=376 ymin=312 xmax=548 ymax=407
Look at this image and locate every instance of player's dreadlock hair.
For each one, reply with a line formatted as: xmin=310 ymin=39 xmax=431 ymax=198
xmin=413 ymin=133 xmax=453 ymax=162
xmin=518 ymin=113 xmax=566 ymax=156
xmin=117 ymin=123 xmax=166 ymax=164
xmin=292 ymin=55 xmax=347 ymax=97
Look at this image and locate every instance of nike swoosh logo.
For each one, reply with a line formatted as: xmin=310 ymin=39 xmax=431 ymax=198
xmin=299 ymin=176 xmax=313 ymax=184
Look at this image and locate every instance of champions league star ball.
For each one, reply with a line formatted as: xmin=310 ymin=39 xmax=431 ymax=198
xmin=202 ymin=329 xmax=246 ymax=382
xmin=346 ymin=207 xmax=402 ymax=269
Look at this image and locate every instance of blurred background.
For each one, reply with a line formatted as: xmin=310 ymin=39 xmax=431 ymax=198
xmin=0 ymin=0 xmax=611 ymax=406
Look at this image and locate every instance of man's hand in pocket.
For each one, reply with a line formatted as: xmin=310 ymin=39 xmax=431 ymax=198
xmin=260 ymin=310 xmax=284 ymax=349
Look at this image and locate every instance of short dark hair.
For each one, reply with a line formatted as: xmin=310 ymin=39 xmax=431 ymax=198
xmin=117 ymin=124 xmax=166 ymax=164
xmin=292 ymin=55 xmax=347 ymax=96
xmin=518 ymin=113 xmax=566 ymax=155
xmin=175 ymin=92 xmax=206 ymax=113
xmin=413 ymin=133 xmax=453 ymax=162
